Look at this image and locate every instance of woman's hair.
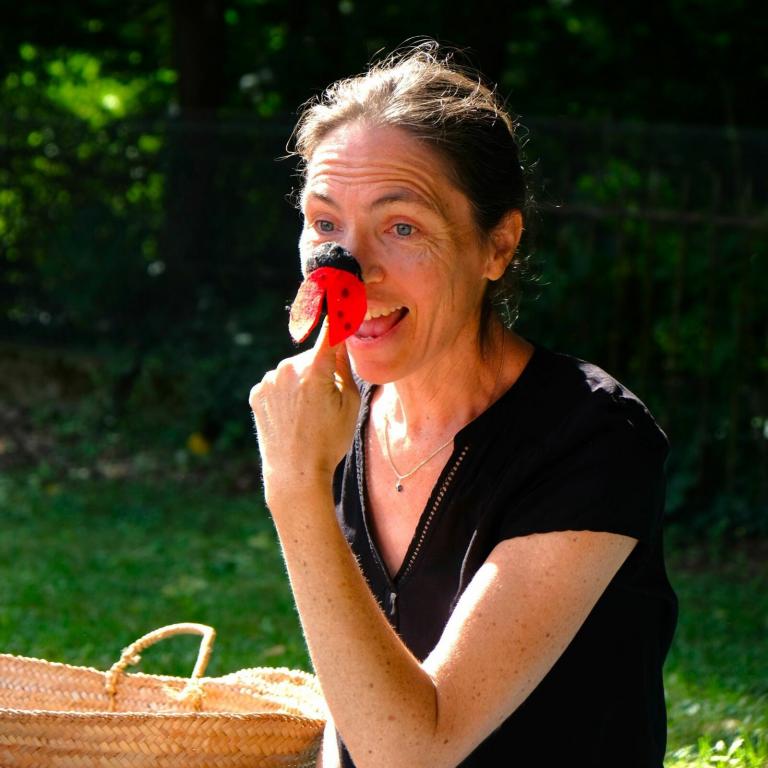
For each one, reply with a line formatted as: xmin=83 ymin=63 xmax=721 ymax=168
xmin=290 ymin=41 xmax=532 ymax=331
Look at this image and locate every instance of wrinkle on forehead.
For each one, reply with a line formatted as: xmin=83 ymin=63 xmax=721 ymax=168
xmin=301 ymin=125 xmax=459 ymax=220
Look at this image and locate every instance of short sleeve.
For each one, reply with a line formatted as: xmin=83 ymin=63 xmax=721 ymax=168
xmin=494 ymin=397 xmax=669 ymax=544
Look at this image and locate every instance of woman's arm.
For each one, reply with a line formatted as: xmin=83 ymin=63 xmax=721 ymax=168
xmin=250 ymin=324 xmax=436 ymax=764
xmin=264 ymin=479 xmax=437 ymax=765
xmin=250 ymin=327 xmax=636 ymax=768
xmin=269 ymin=480 xmax=633 ymax=767
xmin=421 ymin=530 xmax=636 ymax=761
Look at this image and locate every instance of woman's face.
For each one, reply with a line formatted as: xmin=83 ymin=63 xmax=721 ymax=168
xmin=300 ymin=123 xmax=499 ymax=384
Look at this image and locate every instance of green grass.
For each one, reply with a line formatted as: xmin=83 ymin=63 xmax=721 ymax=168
xmin=664 ymin=545 xmax=767 ymax=767
xmin=0 ymin=473 xmax=765 ymax=766
xmin=0 ymin=474 xmax=310 ymax=677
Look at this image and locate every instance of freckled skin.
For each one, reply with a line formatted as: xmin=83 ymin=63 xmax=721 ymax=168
xmin=300 ymin=123 xmax=496 ymax=387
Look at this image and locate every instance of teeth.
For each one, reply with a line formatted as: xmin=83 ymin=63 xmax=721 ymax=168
xmin=364 ymin=306 xmax=403 ymax=321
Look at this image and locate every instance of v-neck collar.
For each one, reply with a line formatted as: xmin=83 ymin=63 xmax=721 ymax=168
xmin=353 ymin=342 xmax=543 ymax=587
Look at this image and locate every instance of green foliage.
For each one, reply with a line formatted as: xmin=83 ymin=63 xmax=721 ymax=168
xmin=44 ymin=51 xmax=140 ymax=127
xmin=667 ymin=736 xmax=768 ymax=768
xmin=122 ymin=296 xmax=293 ymax=450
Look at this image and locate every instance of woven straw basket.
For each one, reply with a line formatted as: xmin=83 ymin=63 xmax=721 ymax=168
xmin=0 ymin=623 xmax=327 ymax=767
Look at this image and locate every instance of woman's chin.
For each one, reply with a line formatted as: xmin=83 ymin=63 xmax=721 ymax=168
xmin=347 ymin=342 xmax=415 ymax=385
xmin=347 ymin=356 xmax=401 ymax=386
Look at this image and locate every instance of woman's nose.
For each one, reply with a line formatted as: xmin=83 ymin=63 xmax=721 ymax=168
xmin=340 ymin=226 xmax=384 ymax=284
xmin=343 ymin=233 xmax=384 ymax=285
xmin=362 ymin=263 xmax=384 ymax=285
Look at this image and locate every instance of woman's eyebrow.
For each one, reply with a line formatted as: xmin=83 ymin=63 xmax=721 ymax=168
xmin=371 ymin=189 xmax=444 ymax=216
xmin=302 ymin=187 xmax=446 ymax=217
xmin=302 ymin=190 xmax=339 ymax=209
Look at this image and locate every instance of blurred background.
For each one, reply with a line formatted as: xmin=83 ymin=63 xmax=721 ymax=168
xmin=0 ymin=2 xmax=766 ymax=765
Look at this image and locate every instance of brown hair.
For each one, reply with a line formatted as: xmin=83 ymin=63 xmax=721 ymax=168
xmin=290 ymin=41 xmax=531 ymax=330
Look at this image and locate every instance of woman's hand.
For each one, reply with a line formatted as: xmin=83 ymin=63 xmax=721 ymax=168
xmin=249 ymin=321 xmax=360 ymax=507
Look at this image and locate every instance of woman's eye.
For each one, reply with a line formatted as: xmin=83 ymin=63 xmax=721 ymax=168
xmin=394 ymin=223 xmax=413 ymax=236
xmin=317 ymin=220 xmax=335 ymax=233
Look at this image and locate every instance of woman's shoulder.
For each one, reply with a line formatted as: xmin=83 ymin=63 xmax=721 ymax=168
xmin=477 ymin=343 xmax=671 ymax=542
xmin=503 ymin=342 xmax=669 ymax=461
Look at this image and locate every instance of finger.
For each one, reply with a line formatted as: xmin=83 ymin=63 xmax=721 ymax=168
xmin=311 ymin=317 xmax=331 ymax=352
xmin=309 ymin=318 xmax=340 ymax=376
xmin=334 ymin=340 xmax=356 ymax=391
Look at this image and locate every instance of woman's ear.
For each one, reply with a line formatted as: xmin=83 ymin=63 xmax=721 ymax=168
xmin=484 ymin=210 xmax=523 ymax=281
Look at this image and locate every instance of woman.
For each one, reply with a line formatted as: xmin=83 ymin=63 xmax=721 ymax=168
xmin=250 ymin=45 xmax=677 ymax=768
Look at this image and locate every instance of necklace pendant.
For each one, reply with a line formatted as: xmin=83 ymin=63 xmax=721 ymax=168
xmin=395 ymin=482 xmax=404 ymax=493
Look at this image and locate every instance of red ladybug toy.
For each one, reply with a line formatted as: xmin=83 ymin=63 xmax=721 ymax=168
xmin=288 ymin=243 xmax=367 ymax=346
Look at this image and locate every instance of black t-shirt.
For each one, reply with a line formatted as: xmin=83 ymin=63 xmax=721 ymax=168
xmin=333 ymin=344 xmax=678 ymax=767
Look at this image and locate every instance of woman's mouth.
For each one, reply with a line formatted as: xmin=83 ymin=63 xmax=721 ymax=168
xmin=355 ymin=306 xmax=408 ymax=339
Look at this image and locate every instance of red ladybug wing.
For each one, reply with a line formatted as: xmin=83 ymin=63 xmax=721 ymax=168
xmin=326 ymin=270 xmax=367 ymax=346
xmin=288 ymin=273 xmax=326 ymax=343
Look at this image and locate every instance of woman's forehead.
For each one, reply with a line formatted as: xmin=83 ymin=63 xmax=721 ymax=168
xmin=303 ymin=124 xmax=461 ymax=215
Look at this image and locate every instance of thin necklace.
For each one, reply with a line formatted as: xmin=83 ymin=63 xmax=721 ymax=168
xmin=381 ymin=330 xmax=506 ymax=493
xmin=383 ymin=416 xmax=454 ymax=493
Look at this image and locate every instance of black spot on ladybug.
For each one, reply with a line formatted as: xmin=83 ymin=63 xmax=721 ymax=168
xmin=341 ymin=288 xmax=349 ymax=298
xmin=337 ymin=310 xmax=345 ymax=318
xmin=344 ymin=322 xmax=352 ymax=330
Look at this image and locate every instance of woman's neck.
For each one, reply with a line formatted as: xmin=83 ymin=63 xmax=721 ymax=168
xmin=371 ymin=323 xmax=532 ymax=443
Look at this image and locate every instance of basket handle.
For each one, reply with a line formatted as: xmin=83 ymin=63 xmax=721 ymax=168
xmin=104 ymin=623 xmax=216 ymax=712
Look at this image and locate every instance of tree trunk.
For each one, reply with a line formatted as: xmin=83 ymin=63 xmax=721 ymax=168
xmin=157 ymin=0 xmax=227 ymax=328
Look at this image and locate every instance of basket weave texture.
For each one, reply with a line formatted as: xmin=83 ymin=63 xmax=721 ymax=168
xmin=0 ymin=623 xmax=327 ymax=767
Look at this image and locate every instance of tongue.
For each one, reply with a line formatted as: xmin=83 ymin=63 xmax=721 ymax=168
xmin=356 ymin=308 xmax=407 ymax=338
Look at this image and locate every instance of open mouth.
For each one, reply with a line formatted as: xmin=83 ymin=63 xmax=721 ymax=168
xmin=354 ymin=306 xmax=408 ymax=339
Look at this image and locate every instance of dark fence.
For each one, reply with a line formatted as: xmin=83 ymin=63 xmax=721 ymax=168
xmin=1 ymin=113 xmax=766 ymax=535
xmin=522 ymin=118 xmax=767 ymax=535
